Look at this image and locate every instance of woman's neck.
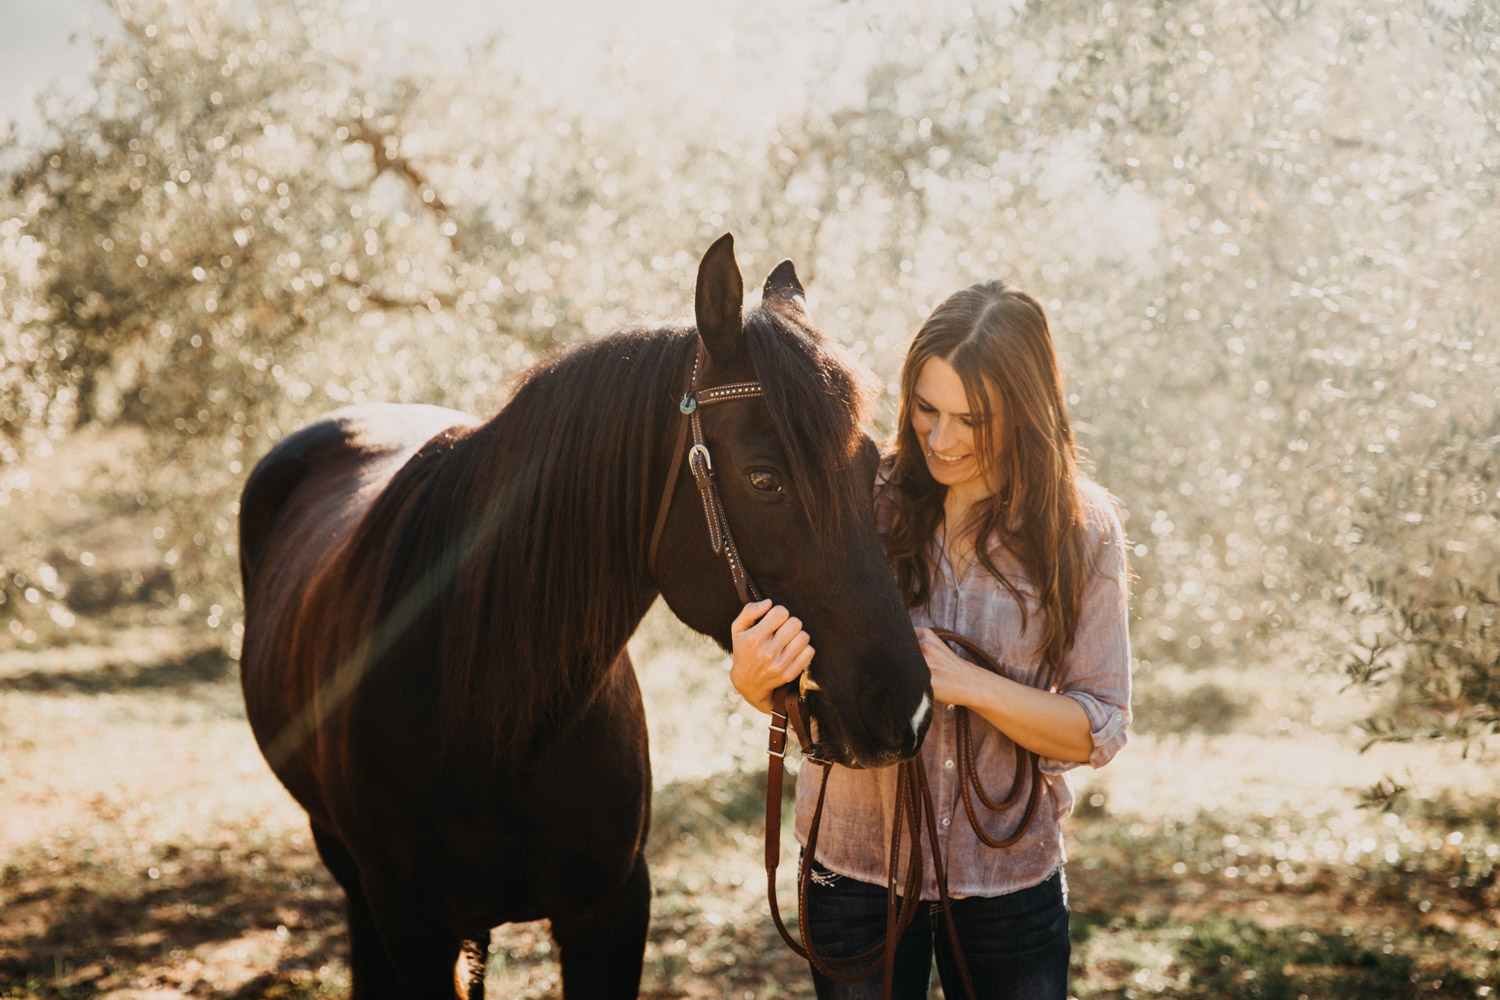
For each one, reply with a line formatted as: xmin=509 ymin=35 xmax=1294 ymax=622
xmin=944 ymin=472 xmax=1003 ymax=523
xmin=941 ymin=489 xmax=981 ymax=579
xmin=940 ymin=474 xmax=1006 ymax=579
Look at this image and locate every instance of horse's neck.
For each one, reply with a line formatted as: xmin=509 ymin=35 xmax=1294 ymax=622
xmin=383 ymin=337 xmax=684 ymax=763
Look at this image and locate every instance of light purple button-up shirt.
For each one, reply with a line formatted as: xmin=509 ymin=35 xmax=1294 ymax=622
xmin=795 ymin=479 xmax=1132 ymax=899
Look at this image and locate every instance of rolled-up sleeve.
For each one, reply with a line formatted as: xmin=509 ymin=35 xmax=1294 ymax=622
xmin=1039 ymin=503 xmax=1132 ymax=774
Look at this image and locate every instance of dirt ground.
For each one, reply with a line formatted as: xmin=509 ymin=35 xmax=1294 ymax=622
xmin=3 ymin=612 xmax=1497 ymax=999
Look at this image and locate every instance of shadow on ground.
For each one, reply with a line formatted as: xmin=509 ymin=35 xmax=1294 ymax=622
xmin=0 ymin=842 xmax=345 ymax=998
xmin=0 ymin=646 xmax=235 ymax=696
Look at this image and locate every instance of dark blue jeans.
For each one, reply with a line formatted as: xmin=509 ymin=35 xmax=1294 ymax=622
xmin=803 ymin=862 xmax=1071 ymax=1000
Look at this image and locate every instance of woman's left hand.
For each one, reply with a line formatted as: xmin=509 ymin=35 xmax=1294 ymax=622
xmin=917 ymin=628 xmax=1096 ymax=763
xmin=916 ymin=627 xmax=993 ymax=708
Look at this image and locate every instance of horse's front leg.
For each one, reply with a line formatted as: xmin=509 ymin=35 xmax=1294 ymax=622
xmin=311 ymin=824 xmax=414 ymax=1000
xmin=549 ymin=851 xmax=651 ymax=999
xmin=361 ymin=876 xmax=471 ymax=999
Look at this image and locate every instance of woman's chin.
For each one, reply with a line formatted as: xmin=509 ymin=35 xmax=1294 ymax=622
xmin=925 ymin=459 xmax=975 ymax=485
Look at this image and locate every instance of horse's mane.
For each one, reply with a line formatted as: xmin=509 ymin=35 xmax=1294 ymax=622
xmin=347 ymin=306 xmax=875 ymax=765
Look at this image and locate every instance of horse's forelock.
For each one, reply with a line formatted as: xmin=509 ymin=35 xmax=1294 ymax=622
xmin=743 ymin=308 xmax=878 ymax=540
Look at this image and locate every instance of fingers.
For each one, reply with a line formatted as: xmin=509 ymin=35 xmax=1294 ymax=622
xmin=740 ymin=602 xmax=799 ymax=651
xmin=731 ymin=599 xmax=773 ymax=635
xmin=917 ymin=631 xmax=963 ymax=677
xmin=769 ymin=613 xmax=811 ymax=682
xmin=730 ymin=602 xmax=811 ymax=682
xmin=755 ymin=603 xmax=791 ymax=637
xmin=772 ymin=610 xmax=805 ymax=649
xmin=729 ymin=602 xmax=813 ymax=714
xmin=735 ymin=600 xmax=790 ymax=639
xmin=759 ymin=610 xmax=809 ymax=676
xmin=791 ymin=643 xmax=815 ymax=677
xmin=776 ymin=629 xmax=812 ymax=676
xmin=781 ymin=628 xmax=811 ymax=657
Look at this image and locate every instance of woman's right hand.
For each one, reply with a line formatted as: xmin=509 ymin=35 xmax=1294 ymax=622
xmin=729 ymin=600 xmax=815 ymax=714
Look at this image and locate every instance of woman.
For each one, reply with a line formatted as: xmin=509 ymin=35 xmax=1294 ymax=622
xmin=730 ymin=281 xmax=1131 ymax=999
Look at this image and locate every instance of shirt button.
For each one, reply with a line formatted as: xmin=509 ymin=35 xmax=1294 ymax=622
xmin=941 ymin=817 xmax=951 ymax=827
xmin=944 ymin=759 xmax=955 ymax=769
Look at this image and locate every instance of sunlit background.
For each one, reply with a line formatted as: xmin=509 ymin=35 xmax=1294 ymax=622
xmin=1 ymin=0 xmax=1497 ymax=996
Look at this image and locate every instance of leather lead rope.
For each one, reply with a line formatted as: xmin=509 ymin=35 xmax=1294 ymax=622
xmin=764 ymin=628 xmax=1042 ymax=1000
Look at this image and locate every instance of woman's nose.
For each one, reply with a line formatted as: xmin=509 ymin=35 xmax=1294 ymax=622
xmin=928 ymin=419 xmax=954 ymax=451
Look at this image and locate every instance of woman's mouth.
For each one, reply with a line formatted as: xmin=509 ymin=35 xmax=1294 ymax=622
xmin=926 ymin=449 xmax=969 ymax=466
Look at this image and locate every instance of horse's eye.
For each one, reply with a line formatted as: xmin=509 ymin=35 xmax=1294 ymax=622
xmin=748 ymin=469 xmax=783 ymax=494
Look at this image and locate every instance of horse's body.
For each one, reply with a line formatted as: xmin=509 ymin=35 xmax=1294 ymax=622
xmin=238 ymin=236 xmax=932 ymax=997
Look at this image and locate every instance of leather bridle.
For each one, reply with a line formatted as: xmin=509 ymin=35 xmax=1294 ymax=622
xmin=646 ymin=342 xmax=819 ymax=704
xmin=647 ymin=339 xmax=1043 ymax=999
xmin=647 ymin=343 xmax=765 ymax=607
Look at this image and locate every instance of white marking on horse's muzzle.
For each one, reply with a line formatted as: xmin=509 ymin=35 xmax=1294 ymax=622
xmin=912 ymin=693 xmax=932 ymax=736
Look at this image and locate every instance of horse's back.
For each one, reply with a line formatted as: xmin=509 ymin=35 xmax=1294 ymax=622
xmin=239 ymin=403 xmax=475 ymax=582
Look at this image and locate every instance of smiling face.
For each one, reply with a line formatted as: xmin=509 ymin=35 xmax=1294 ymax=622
xmin=910 ymin=357 xmax=999 ymax=507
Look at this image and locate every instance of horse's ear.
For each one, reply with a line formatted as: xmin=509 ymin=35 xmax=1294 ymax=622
xmin=695 ymin=233 xmax=744 ymax=370
xmin=762 ymin=259 xmax=808 ymax=317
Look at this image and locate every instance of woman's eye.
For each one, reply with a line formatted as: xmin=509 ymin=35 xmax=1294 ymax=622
xmin=748 ymin=470 xmax=783 ymax=494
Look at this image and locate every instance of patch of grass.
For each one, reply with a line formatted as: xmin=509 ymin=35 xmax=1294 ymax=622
xmin=1177 ymin=917 xmax=1490 ymax=999
xmin=1068 ymin=909 xmax=1500 ymax=1000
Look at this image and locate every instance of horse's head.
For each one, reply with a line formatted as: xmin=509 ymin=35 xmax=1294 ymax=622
xmin=655 ymin=234 xmax=933 ymax=768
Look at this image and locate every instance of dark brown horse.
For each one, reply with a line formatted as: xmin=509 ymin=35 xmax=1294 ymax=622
xmin=237 ymin=235 xmax=933 ymax=998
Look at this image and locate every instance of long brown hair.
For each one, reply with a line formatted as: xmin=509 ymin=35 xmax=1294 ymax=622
xmin=881 ymin=281 xmax=1091 ymax=689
